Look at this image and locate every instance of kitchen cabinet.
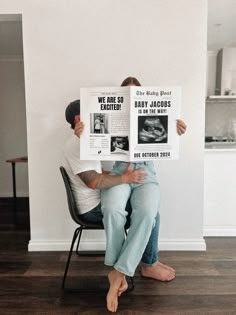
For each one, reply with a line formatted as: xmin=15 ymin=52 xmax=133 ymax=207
xmin=204 ymin=149 xmax=236 ymax=236
xmin=215 ymin=47 xmax=236 ymax=95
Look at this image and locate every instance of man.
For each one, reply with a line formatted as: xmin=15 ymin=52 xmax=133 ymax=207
xmin=63 ymin=98 xmax=178 ymax=272
xmin=94 ymin=115 xmax=101 ymax=133
xmin=63 ymin=100 xmax=186 ymax=312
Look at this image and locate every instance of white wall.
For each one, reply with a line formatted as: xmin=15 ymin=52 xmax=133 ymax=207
xmin=0 ymin=0 xmax=207 ymax=251
xmin=0 ymin=57 xmax=28 ymax=197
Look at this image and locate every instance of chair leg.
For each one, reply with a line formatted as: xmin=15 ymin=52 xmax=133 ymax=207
xmin=128 ymin=276 xmax=135 ymax=291
xmin=76 ymin=225 xmax=84 ymax=255
xmin=62 ymin=226 xmax=83 ymax=290
xmin=62 ymin=226 xmax=135 ymax=292
xmin=124 ymin=228 xmax=135 ymax=291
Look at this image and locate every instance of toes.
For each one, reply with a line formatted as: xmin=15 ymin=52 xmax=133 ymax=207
xmin=111 ymin=300 xmax=117 ymax=313
xmin=107 ymin=271 xmax=125 ymax=312
xmin=167 ymin=273 xmax=176 ymax=281
xmin=158 ymin=262 xmax=176 ymax=273
xmin=107 ymin=296 xmax=118 ymax=313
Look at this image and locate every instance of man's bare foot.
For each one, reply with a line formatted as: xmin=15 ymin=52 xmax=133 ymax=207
xmin=118 ymin=277 xmax=128 ymax=296
xmin=157 ymin=261 xmax=175 ymax=273
xmin=140 ymin=262 xmax=176 ymax=281
xmin=107 ymin=270 xmax=124 ymax=312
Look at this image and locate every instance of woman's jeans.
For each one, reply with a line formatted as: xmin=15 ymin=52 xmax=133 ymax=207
xmin=101 ymin=161 xmax=160 ymax=276
xmin=80 ymin=204 xmax=160 ymax=266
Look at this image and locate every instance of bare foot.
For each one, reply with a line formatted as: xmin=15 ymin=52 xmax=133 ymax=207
xmin=107 ymin=270 xmax=124 ymax=312
xmin=140 ymin=262 xmax=175 ymax=281
xmin=118 ymin=277 xmax=128 ymax=296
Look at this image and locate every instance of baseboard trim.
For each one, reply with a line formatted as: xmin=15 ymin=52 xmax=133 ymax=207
xmin=28 ymin=238 xmax=206 ymax=252
xmin=159 ymin=238 xmax=206 ymax=251
xmin=28 ymin=240 xmax=106 ymax=252
xmin=204 ymin=226 xmax=236 ymax=236
xmin=0 ymin=193 xmax=29 ymax=198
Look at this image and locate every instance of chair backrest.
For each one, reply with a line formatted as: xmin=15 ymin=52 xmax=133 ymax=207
xmin=60 ymin=166 xmax=104 ymax=229
xmin=60 ymin=166 xmax=84 ymax=225
xmin=60 ymin=166 xmax=129 ymax=230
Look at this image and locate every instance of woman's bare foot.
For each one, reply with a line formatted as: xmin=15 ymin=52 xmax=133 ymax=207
xmin=118 ymin=277 xmax=128 ymax=296
xmin=140 ymin=262 xmax=175 ymax=281
xmin=107 ymin=270 xmax=124 ymax=312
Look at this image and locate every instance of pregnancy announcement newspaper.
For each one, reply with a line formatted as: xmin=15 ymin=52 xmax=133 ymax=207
xmin=80 ymin=86 xmax=181 ymax=161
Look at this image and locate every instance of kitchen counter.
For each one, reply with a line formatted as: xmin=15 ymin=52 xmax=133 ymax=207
xmin=205 ymin=142 xmax=236 ymax=150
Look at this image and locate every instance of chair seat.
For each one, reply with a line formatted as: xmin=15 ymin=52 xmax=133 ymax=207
xmin=79 ymin=215 xmax=131 ymax=230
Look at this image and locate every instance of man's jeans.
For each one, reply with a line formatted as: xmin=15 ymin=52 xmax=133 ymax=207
xmin=101 ymin=161 xmax=160 ymax=276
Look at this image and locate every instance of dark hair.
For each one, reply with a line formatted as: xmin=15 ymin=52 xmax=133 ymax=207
xmin=65 ymin=99 xmax=80 ymax=129
xmin=120 ymin=77 xmax=141 ymax=87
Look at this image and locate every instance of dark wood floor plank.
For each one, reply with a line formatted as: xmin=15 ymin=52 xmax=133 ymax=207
xmin=0 ymin=197 xmax=30 ymax=228
xmin=133 ymin=275 xmax=236 ymax=295
xmin=0 ymin=222 xmax=236 ymax=314
xmin=159 ymin=250 xmax=236 ymax=262
xmin=0 ymin=261 xmax=31 ymax=275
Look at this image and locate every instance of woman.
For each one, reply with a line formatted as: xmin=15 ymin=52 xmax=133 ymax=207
xmin=101 ymin=77 xmax=186 ymax=312
xmin=74 ymin=77 xmax=186 ymax=312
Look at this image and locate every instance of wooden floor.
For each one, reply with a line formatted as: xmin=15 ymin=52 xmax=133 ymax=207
xmin=1 ymin=200 xmax=236 ymax=314
xmin=0 ymin=197 xmax=30 ymax=230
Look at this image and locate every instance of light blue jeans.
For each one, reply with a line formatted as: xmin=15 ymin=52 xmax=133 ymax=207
xmin=80 ymin=203 xmax=160 ymax=266
xmin=101 ymin=161 xmax=160 ymax=276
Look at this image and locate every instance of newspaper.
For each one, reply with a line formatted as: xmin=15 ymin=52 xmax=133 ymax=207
xmin=80 ymin=86 xmax=181 ymax=161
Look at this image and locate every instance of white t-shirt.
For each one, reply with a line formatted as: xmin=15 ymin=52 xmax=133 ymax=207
xmin=94 ymin=119 xmax=101 ymax=130
xmin=62 ymin=135 xmax=102 ymax=215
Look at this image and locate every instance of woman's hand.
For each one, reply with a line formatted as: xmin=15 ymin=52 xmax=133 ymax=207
xmin=176 ymin=119 xmax=187 ymax=136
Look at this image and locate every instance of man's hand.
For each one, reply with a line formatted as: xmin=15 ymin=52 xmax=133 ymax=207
xmin=121 ymin=163 xmax=146 ymax=184
xmin=176 ymin=119 xmax=187 ymax=136
xmin=74 ymin=119 xmax=84 ymax=138
xmin=79 ymin=163 xmax=147 ymax=190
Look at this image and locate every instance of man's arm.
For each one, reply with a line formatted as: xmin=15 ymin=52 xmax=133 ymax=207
xmin=74 ymin=121 xmax=146 ymax=190
xmin=79 ymin=163 xmax=146 ymax=190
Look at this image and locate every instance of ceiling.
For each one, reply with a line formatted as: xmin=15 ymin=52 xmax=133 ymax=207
xmin=208 ymin=0 xmax=236 ymax=51
xmin=0 ymin=3 xmax=236 ymax=56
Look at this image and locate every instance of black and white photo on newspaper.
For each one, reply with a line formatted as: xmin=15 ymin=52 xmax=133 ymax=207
xmin=80 ymin=86 xmax=181 ymax=161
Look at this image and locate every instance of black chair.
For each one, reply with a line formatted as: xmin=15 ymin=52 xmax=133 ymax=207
xmin=59 ymin=166 xmax=134 ymax=292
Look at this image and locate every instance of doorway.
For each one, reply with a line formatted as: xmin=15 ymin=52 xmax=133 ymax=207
xmin=0 ymin=14 xmax=29 ymax=237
